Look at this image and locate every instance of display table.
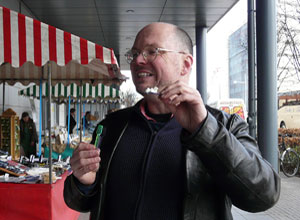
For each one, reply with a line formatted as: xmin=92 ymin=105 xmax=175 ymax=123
xmin=0 ymin=171 xmax=80 ymax=220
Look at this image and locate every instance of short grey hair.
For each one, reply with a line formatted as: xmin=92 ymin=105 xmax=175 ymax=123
xmin=174 ymin=26 xmax=193 ymax=55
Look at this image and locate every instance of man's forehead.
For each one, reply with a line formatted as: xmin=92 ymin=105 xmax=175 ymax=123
xmin=133 ymin=24 xmax=175 ymax=48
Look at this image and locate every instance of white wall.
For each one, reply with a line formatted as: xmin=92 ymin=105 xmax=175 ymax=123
xmin=58 ymin=104 xmax=66 ymax=127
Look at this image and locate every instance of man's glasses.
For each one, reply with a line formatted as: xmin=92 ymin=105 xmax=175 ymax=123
xmin=125 ymin=45 xmax=186 ymax=64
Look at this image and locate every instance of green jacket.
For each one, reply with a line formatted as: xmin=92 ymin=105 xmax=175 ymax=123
xmin=20 ymin=118 xmax=38 ymax=144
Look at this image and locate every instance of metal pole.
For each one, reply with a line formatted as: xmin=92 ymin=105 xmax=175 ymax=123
xmin=76 ymin=101 xmax=79 ymax=135
xmin=196 ymin=26 xmax=207 ymax=104
xmin=79 ymin=81 xmax=82 ymax=143
xmin=248 ymin=0 xmax=256 ymax=139
xmin=47 ymin=63 xmax=53 ymax=183
xmin=83 ymin=103 xmax=85 ymax=137
xmin=38 ymin=79 xmax=42 ymax=157
xmin=256 ymin=0 xmax=278 ymax=171
xmin=2 ymin=81 xmax=5 ymax=114
xmin=67 ymin=96 xmax=71 ymax=145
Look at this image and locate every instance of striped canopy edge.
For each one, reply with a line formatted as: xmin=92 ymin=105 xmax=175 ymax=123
xmin=18 ymin=82 xmax=122 ymax=102
xmin=0 ymin=6 xmax=127 ymax=86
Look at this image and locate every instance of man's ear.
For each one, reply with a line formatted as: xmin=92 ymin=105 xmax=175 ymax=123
xmin=181 ymin=54 xmax=193 ymax=76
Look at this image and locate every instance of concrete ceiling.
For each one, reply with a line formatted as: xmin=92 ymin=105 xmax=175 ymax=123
xmin=21 ymin=0 xmax=239 ymax=70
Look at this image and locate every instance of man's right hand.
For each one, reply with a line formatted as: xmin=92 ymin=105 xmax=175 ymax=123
xmin=70 ymin=142 xmax=101 ymax=185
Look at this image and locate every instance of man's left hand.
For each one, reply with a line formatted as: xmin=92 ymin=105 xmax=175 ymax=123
xmin=159 ymin=80 xmax=207 ymax=133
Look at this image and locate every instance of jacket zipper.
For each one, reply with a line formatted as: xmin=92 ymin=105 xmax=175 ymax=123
xmin=133 ymin=130 xmax=157 ymax=220
xmin=96 ymin=122 xmax=129 ymax=220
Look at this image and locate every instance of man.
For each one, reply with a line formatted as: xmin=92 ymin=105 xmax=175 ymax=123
xmin=82 ymin=111 xmax=91 ymax=130
xmin=66 ymin=108 xmax=76 ymax=134
xmin=64 ymin=22 xmax=280 ymax=220
xmin=20 ymin=112 xmax=38 ymax=157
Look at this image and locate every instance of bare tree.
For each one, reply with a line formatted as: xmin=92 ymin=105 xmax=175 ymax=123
xmin=229 ymin=0 xmax=300 ymax=92
xmin=277 ymin=0 xmax=300 ymax=91
xmin=121 ymin=89 xmax=140 ymax=107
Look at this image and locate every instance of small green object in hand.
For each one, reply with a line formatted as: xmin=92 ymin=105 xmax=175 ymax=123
xmin=94 ymin=125 xmax=103 ymax=147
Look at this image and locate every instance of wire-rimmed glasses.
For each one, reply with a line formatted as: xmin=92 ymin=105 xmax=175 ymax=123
xmin=125 ymin=45 xmax=186 ymax=64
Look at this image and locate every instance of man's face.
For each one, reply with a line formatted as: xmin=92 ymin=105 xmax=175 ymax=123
xmin=130 ymin=23 xmax=185 ymax=95
xmin=23 ymin=116 xmax=29 ymax=122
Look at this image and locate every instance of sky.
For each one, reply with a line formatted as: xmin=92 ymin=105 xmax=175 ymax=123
xmin=120 ymin=0 xmax=248 ymax=103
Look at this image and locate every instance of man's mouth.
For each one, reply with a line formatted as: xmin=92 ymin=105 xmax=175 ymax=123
xmin=137 ymin=72 xmax=153 ymax=78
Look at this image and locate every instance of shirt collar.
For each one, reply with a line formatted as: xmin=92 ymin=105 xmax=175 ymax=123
xmin=140 ymin=100 xmax=157 ymax=122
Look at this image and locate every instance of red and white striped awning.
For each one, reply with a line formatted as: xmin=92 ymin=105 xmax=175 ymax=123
xmin=0 ymin=6 xmax=126 ymax=86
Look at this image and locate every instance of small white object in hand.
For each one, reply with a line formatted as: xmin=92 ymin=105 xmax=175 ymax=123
xmin=145 ymin=86 xmax=159 ymax=94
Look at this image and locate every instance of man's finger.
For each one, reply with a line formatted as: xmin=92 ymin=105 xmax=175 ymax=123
xmin=73 ymin=163 xmax=100 ymax=177
xmin=71 ymin=147 xmax=100 ymax=163
xmin=71 ymin=155 xmax=100 ymax=171
xmin=73 ymin=142 xmax=95 ymax=154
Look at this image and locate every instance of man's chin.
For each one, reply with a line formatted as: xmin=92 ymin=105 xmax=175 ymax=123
xmin=136 ymin=87 xmax=148 ymax=95
xmin=135 ymin=88 xmax=145 ymax=95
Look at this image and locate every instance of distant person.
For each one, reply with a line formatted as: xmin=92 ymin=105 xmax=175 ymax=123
xmin=82 ymin=111 xmax=92 ymax=131
xmin=20 ymin=112 xmax=38 ymax=157
xmin=66 ymin=108 xmax=76 ymax=134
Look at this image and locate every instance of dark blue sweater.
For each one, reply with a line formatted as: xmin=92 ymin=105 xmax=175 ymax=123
xmin=103 ymin=107 xmax=185 ymax=220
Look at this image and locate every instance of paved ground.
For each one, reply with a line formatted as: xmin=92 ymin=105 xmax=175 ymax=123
xmin=78 ymin=172 xmax=300 ymax=220
xmin=233 ymin=172 xmax=300 ymax=220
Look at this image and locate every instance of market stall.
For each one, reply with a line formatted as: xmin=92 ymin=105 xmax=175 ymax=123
xmin=0 ymin=6 xmax=125 ymax=220
xmin=0 ymin=5 xmax=125 ymax=171
xmin=0 ymin=171 xmax=77 ymax=220
xmin=18 ymin=82 xmax=122 ymax=158
xmin=18 ymin=81 xmax=122 ymax=129
xmin=0 ymin=6 xmax=124 ymax=86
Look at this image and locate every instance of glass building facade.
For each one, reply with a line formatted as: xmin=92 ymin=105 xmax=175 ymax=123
xmin=228 ymin=23 xmax=248 ymax=110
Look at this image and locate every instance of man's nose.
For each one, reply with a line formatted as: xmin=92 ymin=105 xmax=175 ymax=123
xmin=134 ymin=52 xmax=147 ymax=65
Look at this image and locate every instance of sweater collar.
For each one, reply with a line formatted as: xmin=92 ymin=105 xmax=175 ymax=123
xmin=139 ymin=99 xmax=173 ymax=123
